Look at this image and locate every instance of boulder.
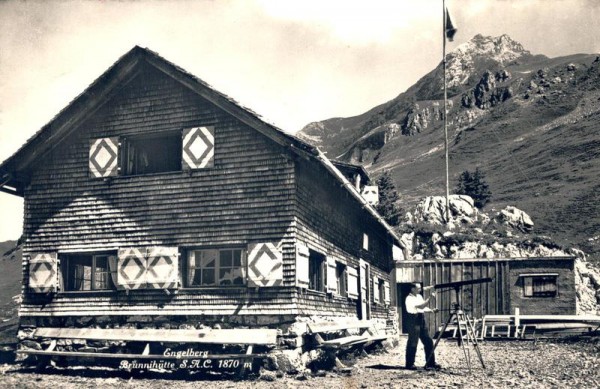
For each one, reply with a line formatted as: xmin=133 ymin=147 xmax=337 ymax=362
xmin=412 ymin=195 xmax=478 ymax=226
xmin=495 ymin=206 xmax=534 ymax=232
xmin=270 ymin=349 xmax=300 ymax=374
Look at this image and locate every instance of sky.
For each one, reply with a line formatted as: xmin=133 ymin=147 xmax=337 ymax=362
xmin=0 ymin=0 xmax=599 ymax=242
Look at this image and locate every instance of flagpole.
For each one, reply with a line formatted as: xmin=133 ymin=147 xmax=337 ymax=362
xmin=443 ymin=0 xmax=450 ymax=224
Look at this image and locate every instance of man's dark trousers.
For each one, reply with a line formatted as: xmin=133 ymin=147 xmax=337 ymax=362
xmin=405 ymin=312 xmax=436 ymax=367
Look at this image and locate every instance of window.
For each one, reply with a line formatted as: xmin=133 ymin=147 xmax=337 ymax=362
xmin=122 ymin=132 xmax=181 ymax=175
xmin=362 ymin=233 xmax=369 ymax=251
xmin=187 ymin=248 xmax=246 ymax=287
xmin=61 ymin=254 xmax=117 ymax=291
xmin=336 ymin=263 xmax=347 ymax=297
xmin=377 ymin=278 xmax=385 ymax=303
xmin=522 ymin=274 xmax=558 ymax=297
xmin=308 ymin=250 xmax=325 ymax=292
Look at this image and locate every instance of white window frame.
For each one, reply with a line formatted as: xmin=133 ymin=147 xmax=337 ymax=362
xmin=336 ymin=262 xmax=348 ymax=297
xmin=520 ymin=273 xmax=558 ymax=298
xmin=61 ymin=253 xmax=117 ymax=292
xmin=186 ymin=248 xmax=247 ymax=287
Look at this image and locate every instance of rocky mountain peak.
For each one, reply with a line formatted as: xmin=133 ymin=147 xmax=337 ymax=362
xmin=456 ymin=34 xmax=529 ymax=63
xmin=446 ymin=34 xmax=530 ymax=87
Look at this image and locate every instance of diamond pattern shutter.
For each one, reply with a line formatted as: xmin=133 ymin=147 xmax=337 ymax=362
xmin=89 ymin=137 xmax=119 ymax=178
xmin=146 ymin=247 xmax=179 ymax=289
xmin=295 ymin=242 xmax=310 ymax=288
xmin=28 ymin=253 xmax=58 ymax=293
xmin=326 ymin=257 xmax=337 ymax=294
xmin=384 ymin=280 xmax=391 ymax=305
xmin=117 ymin=248 xmax=147 ymax=290
xmin=247 ymin=242 xmax=283 ymax=287
xmin=347 ymin=266 xmax=359 ymax=299
xmin=182 ymin=127 xmax=214 ymax=169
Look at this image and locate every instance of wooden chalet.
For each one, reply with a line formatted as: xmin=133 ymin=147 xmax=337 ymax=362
xmin=0 ymin=47 xmax=403 ymax=368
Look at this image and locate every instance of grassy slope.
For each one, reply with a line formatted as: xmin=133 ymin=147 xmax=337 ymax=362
xmin=303 ymin=52 xmax=600 ymax=261
xmin=0 ymin=241 xmax=21 ymax=343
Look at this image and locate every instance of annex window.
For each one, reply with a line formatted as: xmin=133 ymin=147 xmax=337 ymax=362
xmin=122 ymin=132 xmax=182 ymax=175
xmin=308 ymin=250 xmax=326 ymax=292
xmin=61 ymin=254 xmax=117 ymax=291
xmin=187 ymin=248 xmax=246 ymax=287
xmin=336 ymin=263 xmax=347 ymax=297
xmin=521 ymin=274 xmax=558 ymax=297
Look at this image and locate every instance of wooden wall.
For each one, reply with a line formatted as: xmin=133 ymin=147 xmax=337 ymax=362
xmin=21 ymin=64 xmax=299 ymax=317
xmin=396 ymin=260 xmax=510 ymax=335
xmin=508 ymin=258 xmax=576 ymax=315
xmin=294 ymin=158 xmax=395 ymax=320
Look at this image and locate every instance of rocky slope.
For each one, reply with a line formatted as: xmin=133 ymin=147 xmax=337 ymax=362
xmin=298 ymin=34 xmax=600 ymax=262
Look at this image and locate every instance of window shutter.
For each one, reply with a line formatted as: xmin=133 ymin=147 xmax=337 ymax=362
xmin=182 ymin=126 xmax=215 ymax=169
xmin=523 ymin=277 xmax=533 ymax=296
xmin=295 ymin=243 xmax=310 ymax=288
xmin=373 ymin=276 xmax=380 ymax=303
xmin=384 ymin=280 xmax=391 ymax=305
xmin=117 ymin=248 xmax=147 ymax=290
xmin=347 ymin=266 xmax=359 ymax=299
xmin=89 ymin=137 xmax=119 ymax=178
xmin=28 ymin=253 xmax=58 ymax=293
xmin=247 ymin=242 xmax=283 ymax=287
xmin=326 ymin=257 xmax=337 ymax=294
xmin=146 ymin=247 xmax=179 ymax=289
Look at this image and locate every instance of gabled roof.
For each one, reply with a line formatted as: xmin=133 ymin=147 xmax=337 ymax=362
xmin=331 ymin=160 xmax=371 ymax=185
xmin=0 ymin=46 xmax=402 ymax=246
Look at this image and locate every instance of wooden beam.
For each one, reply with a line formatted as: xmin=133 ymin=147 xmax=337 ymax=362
xmin=32 ymin=327 xmax=278 ymax=345
xmin=18 ymin=350 xmax=267 ymax=360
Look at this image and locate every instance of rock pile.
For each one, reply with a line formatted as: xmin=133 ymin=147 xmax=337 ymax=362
xmin=575 ymin=259 xmax=600 ymax=314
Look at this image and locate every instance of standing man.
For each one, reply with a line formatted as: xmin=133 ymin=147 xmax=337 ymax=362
xmin=404 ymin=283 xmax=442 ymax=370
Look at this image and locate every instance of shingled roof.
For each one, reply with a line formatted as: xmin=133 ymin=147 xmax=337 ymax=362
xmin=0 ymin=46 xmax=401 ymax=246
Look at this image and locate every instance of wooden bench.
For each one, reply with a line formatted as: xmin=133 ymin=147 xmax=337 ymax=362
xmin=479 ymin=315 xmax=539 ymax=340
xmin=480 ymin=315 xmax=516 ymax=339
xmin=307 ymin=320 xmax=388 ymax=351
xmin=17 ymin=327 xmax=278 ymax=376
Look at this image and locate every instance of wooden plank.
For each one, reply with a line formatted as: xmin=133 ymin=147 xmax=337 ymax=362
xmin=319 ymin=335 xmax=369 ymax=347
xmin=474 ymin=263 xmax=482 ymax=319
xmin=32 ymin=327 xmax=278 ymax=345
xmin=18 ymin=350 xmax=267 ymax=360
xmin=530 ymin=323 xmax=597 ymax=330
xmin=308 ymin=320 xmax=372 ymax=333
xmin=488 ymin=314 xmax=600 ymax=322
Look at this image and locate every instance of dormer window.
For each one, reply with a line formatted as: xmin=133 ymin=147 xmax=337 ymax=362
xmin=122 ymin=132 xmax=181 ymax=175
xmin=89 ymin=126 xmax=215 ymax=178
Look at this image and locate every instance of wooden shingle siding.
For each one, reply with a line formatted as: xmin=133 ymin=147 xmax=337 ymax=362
xmin=20 ymin=288 xmax=299 ymax=317
xmin=295 ymin=291 xmax=357 ymax=317
xmin=293 ymin=158 xmax=394 ymax=317
xmin=20 ymin=64 xmax=300 ymax=316
xmin=294 ymin=158 xmax=392 ymax=271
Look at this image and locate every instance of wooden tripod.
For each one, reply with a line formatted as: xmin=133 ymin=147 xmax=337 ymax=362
xmin=426 ymin=286 xmax=486 ymax=373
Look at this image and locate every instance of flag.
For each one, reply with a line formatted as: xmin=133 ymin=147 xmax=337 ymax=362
xmin=445 ymin=8 xmax=457 ymax=42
